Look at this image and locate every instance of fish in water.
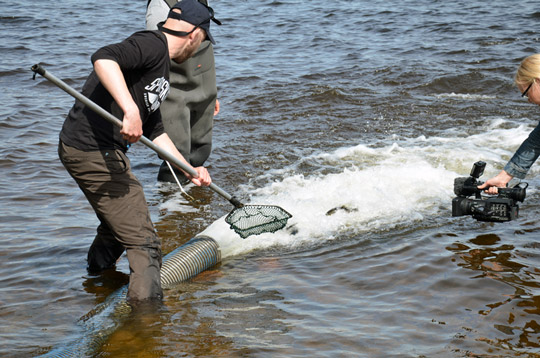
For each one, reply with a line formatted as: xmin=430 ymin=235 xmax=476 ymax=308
xmin=325 ymin=205 xmax=358 ymax=216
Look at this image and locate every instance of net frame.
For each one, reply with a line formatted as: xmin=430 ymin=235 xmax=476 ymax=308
xmin=225 ymin=205 xmax=292 ymax=239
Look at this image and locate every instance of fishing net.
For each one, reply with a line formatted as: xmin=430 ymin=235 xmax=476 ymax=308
xmin=225 ymin=205 xmax=292 ymax=239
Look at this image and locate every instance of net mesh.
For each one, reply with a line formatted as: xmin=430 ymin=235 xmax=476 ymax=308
xmin=225 ymin=205 xmax=292 ymax=239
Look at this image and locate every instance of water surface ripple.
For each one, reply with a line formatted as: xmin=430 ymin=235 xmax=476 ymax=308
xmin=2 ymin=1 xmax=540 ymax=357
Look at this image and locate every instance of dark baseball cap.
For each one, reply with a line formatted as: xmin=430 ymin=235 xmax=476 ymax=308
xmin=162 ymin=0 xmax=221 ymax=44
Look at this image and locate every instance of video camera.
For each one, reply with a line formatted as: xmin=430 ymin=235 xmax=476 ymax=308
xmin=452 ymin=161 xmax=528 ymax=222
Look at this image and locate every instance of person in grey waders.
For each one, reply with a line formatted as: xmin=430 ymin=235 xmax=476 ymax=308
xmin=146 ymin=0 xmax=220 ymax=183
xmin=58 ymin=0 xmax=219 ymax=303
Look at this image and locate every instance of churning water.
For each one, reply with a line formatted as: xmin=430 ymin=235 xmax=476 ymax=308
xmin=2 ymin=0 xmax=540 ymax=357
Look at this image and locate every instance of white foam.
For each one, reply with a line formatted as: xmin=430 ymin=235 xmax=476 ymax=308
xmin=176 ymin=118 xmax=537 ymax=258
xmin=436 ymin=92 xmax=496 ymax=100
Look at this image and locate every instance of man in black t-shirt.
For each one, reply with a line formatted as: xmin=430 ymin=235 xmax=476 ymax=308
xmin=58 ymin=0 xmax=219 ymax=303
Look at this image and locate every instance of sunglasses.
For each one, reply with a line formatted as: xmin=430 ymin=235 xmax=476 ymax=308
xmin=522 ymin=81 xmax=534 ymax=97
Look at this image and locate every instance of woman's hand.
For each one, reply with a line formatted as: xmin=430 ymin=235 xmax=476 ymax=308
xmin=477 ymin=170 xmax=514 ymax=194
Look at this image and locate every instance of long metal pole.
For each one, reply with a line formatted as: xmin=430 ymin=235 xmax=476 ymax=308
xmin=31 ymin=64 xmax=242 ymax=208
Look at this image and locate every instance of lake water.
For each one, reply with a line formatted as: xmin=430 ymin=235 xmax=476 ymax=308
xmin=2 ymin=0 xmax=540 ymax=357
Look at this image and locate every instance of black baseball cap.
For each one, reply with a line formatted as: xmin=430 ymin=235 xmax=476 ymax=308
xmin=160 ymin=0 xmax=221 ymax=44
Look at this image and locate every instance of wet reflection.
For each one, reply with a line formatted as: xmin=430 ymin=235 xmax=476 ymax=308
xmin=82 ymin=269 xmax=129 ymax=303
xmin=99 ymin=302 xmax=169 ymax=358
xmin=447 ymin=233 xmax=540 ymax=353
xmin=98 ymin=263 xmax=294 ymax=358
xmin=153 ymin=183 xmax=224 ymax=254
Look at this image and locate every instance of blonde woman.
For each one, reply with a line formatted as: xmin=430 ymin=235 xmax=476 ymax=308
xmin=479 ymin=54 xmax=540 ymax=194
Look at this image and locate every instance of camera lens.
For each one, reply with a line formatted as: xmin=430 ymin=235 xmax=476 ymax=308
xmin=510 ymin=187 xmax=526 ymax=202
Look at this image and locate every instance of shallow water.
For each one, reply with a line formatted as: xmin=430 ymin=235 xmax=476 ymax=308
xmin=2 ymin=0 xmax=540 ymax=357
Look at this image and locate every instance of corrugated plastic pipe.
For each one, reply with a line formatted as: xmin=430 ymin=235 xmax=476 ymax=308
xmin=161 ymin=236 xmax=221 ymax=288
xmin=39 ymin=236 xmax=221 ymax=357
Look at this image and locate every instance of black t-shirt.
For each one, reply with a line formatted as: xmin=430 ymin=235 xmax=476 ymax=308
xmin=60 ymin=30 xmax=170 ymax=152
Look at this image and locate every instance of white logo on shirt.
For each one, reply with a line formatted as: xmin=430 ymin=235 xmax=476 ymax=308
xmin=144 ymin=77 xmax=170 ymax=113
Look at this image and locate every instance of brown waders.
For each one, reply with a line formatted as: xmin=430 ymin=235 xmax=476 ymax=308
xmin=58 ymin=140 xmax=163 ymax=302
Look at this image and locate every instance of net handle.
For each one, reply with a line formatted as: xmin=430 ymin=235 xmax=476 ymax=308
xmin=31 ymin=64 xmax=243 ymax=209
